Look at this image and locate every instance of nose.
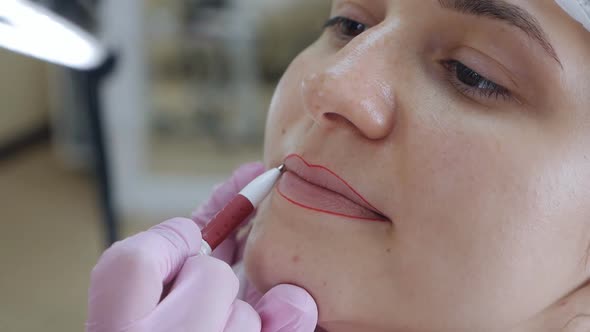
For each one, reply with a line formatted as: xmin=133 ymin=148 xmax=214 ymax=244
xmin=301 ymin=31 xmax=396 ymax=140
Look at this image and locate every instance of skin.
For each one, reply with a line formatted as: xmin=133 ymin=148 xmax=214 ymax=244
xmin=243 ymin=0 xmax=590 ymax=331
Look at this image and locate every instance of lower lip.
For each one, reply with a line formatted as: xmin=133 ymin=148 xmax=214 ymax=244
xmin=277 ymin=171 xmax=386 ymax=221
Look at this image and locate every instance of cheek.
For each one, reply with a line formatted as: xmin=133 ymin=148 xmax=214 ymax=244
xmin=264 ymin=78 xmax=289 ymax=161
xmin=263 ymin=48 xmax=321 ymax=167
xmin=396 ymin=113 xmax=590 ymax=320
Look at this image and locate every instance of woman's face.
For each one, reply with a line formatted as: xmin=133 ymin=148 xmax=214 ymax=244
xmin=244 ymin=0 xmax=590 ymax=330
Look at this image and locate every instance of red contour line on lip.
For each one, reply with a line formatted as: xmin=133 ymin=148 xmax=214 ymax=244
xmin=277 ymin=185 xmax=385 ymax=222
xmin=277 ymin=154 xmax=388 ymax=222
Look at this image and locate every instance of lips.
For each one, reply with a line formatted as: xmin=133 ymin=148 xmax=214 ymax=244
xmin=277 ymin=154 xmax=388 ymax=222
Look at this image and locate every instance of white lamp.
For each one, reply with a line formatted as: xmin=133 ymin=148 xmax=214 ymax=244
xmin=0 ymin=0 xmax=106 ymax=69
xmin=0 ymin=0 xmax=117 ymax=244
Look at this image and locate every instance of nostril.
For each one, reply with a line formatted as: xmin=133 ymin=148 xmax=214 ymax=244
xmin=324 ymin=112 xmax=356 ymax=128
xmin=324 ymin=113 xmax=339 ymax=121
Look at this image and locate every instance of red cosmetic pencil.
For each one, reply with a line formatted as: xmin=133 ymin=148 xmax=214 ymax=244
xmin=199 ymin=165 xmax=285 ymax=256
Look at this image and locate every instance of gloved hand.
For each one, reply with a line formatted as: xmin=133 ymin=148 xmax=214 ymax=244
xmin=86 ymin=163 xmax=318 ymax=332
xmin=191 ymin=162 xmax=267 ymax=264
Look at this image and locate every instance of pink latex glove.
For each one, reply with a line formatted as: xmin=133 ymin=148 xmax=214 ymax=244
xmin=86 ymin=163 xmax=318 ymax=332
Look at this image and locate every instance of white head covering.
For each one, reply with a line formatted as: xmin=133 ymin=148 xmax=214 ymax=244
xmin=555 ymin=0 xmax=590 ymax=32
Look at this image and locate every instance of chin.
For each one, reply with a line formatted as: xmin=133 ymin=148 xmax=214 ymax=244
xmin=243 ymin=194 xmax=314 ymax=293
xmin=243 ymin=189 xmax=401 ymax=331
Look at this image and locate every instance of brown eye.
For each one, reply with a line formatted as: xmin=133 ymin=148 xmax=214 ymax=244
xmin=324 ymin=16 xmax=367 ymax=38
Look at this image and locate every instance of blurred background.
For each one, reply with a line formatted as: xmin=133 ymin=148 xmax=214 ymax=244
xmin=0 ymin=0 xmax=329 ymax=330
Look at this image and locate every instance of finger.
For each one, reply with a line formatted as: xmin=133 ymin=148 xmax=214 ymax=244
xmin=145 ymin=255 xmax=240 ymax=332
xmin=87 ymin=218 xmax=202 ymax=330
xmin=223 ymin=300 xmax=262 ymax=332
xmin=191 ymin=162 xmax=265 ymax=228
xmin=191 ymin=162 xmax=265 ymax=263
xmin=255 ymin=284 xmax=318 ymax=332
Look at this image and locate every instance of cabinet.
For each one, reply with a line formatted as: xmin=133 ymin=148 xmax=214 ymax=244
xmin=98 ymin=0 xmax=328 ymax=221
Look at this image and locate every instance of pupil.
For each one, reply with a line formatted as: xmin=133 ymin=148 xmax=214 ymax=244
xmin=457 ymin=63 xmax=482 ymax=87
xmin=344 ymin=20 xmax=364 ymax=36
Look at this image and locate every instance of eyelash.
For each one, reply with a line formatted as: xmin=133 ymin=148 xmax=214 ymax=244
xmin=442 ymin=60 xmax=512 ymax=101
xmin=323 ymin=16 xmax=513 ymax=103
xmin=323 ymin=16 xmax=368 ymax=39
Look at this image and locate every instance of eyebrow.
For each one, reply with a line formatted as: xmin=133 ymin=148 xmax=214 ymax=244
xmin=438 ymin=0 xmax=562 ymax=66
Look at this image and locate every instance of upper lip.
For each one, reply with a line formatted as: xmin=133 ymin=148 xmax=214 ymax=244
xmin=283 ymin=154 xmax=387 ymax=219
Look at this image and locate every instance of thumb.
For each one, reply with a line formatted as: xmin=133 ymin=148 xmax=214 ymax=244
xmin=255 ymin=284 xmax=318 ymax=332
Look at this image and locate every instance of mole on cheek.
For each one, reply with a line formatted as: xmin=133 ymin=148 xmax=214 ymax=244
xmin=281 ymin=128 xmax=286 ymax=135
